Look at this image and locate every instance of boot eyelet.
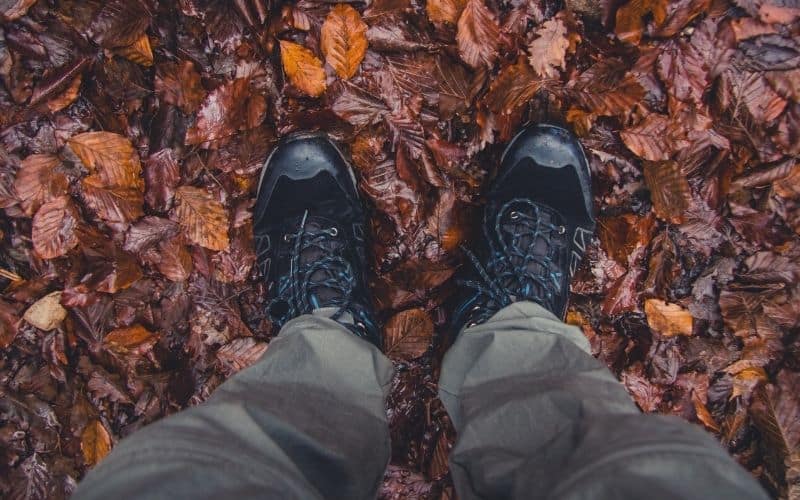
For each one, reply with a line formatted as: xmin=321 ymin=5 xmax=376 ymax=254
xmin=329 ymin=227 xmax=338 ymax=237
xmin=509 ymin=211 xmax=520 ymax=220
xmin=283 ymin=234 xmax=292 ymax=243
xmin=557 ymin=226 xmax=566 ymax=235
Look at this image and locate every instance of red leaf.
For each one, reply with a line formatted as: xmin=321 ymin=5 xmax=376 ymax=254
xmin=457 ymin=0 xmax=501 ymax=69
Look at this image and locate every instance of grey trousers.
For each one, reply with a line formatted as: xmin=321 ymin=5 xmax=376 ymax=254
xmin=74 ymin=302 xmax=768 ymax=500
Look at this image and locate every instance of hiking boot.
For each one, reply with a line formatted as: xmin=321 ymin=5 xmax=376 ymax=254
xmin=452 ymin=124 xmax=595 ymax=331
xmin=253 ymin=133 xmax=379 ymax=345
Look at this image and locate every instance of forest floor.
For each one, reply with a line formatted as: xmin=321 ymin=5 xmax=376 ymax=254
xmin=0 ymin=0 xmax=799 ymax=498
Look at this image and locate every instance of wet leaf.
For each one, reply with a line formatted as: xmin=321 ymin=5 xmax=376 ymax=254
xmin=174 ymin=186 xmax=230 ymax=251
xmin=68 ymin=132 xmax=143 ymax=189
xmin=645 ymin=298 xmax=693 ymax=336
xmin=31 ymin=196 xmax=81 ymax=259
xmin=384 ymin=308 xmax=433 ymax=360
xmin=427 ymin=0 xmax=466 ymax=23
xmin=321 ymin=4 xmax=368 ymax=80
xmin=23 ymin=291 xmax=67 ymax=331
xmin=528 ymin=17 xmax=570 ymax=78
xmin=186 ymin=78 xmax=267 ymax=145
xmin=642 ymin=160 xmax=691 ymax=224
xmin=485 ymin=58 xmax=541 ymax=115
xmin=81 ymin=175 xmax=144 ymax=226
xmin=81 ymin=420 xmax=112 ymax=467
xmin=14 ymin=154 xmax=69 ymax=217
xmin=116 ymin=33 xmax=154 ymax=67
xmin=216 ymin=337 xmax=268 ymax=374
xmin=155 ymin=61 xmax=206 ymax=114
xmin=615 ymin=0 xmax=668 ymax=44
xmin=144 ymin=149 xmax=180 ymax=213
xmin=2 ymin=0 xmax=37 ymax=20
xmin=280 ymin=40 xmax=326 ymax=97
xmin=103 ymin=324 xmax=159 ymax=357
xmin=457 ymin=0 xmax=501 ymax=69
xmin=621 ymin=113 xmax=686 ymax=161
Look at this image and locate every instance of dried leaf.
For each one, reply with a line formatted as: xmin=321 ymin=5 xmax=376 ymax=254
xmin=174 ymin=186 xmax=230 ymax=251
xmin=14 ymin=154 xmax=69 ymax=217
xmin=104 ymin=324 xmax=159 ymax=357
xmin=384 ymin=308 xmax=433 ymax=359
xmin=32 ymin=196 xmax=81 ymax=259
xmin=68 ymin=132 xmax=143 ymax=189
xmin=427 ymin=0 xmax=467 ymax=23
xmin=23 ymin=291 xmax=67 ymax=331
xmin=457 ymin=0 xmax=501 ymax=69
xmin=321 ymin=5 xmax=368 ymax=80
xmin=645 ymin=298 xmax=693 ymax=336
xmin=280 ymin=40 xmax=326 ymax=97
xmin=642 ymin=160 xmax=691 ymax=224
xmin=528 ymin=17 xmax=570 ymax=78
xmin=81 ymin=420 xmax=112 ymax=467
xmin=116 ymin=33 xmax=154 ymax=67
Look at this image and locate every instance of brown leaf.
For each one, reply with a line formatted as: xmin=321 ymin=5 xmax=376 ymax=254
xmin=81 ymin=420 xmax=112 ymax=467
xmin=45 ymin=74 xmax=82 ymax=113
xmin=186 ymin=78 xmax=267 ymax=145
xmin=23 ymin=291 xmax=67 ymax=331
xmin=32 ymin=196 xmax=81 ymax=259
xmin=457 ymin=0 xmax=501 ymax=69
xmin=88 ymin=0 xmax=150 ymax=48
xmin=68 ymin=132 xmax=143 ymax=189
xmin=645 ymin=298 xmax=693 ymax=337
xmin=144 ymin=149 xmax=180 ymax=213
xmin=642 ymin=160 xmax=691 ymax=224
xmin=615 ymin=0 xmax=667 ymax=44
xmin=115 ymin=33 xmax=154 ymax=67
xmin=691 ymin=390 xmax=720 ymax=432
xmin=384 ymin=308 xmax=433 ymax=360
xmin=485 ymin=58 xmax=541 ymax=115
xmin=321 ymin=4 xmax=368 ymax=80
xmin=216 ymin=337 xmax=268 ymax=375
xmin=174 ymin=186 xmax=230 ymax=251
xmin=280 ymin=40 xmax=326 ymax=97
xmin=103 ymin=324 xmax=159 ymax=357
xmin=124 ymin=216 xmax=180 ymax=254
xmin=157 ymin=236 xmax=193 ymax=282
xmin=81 ymin=175 xmax=144 ymax=226
xmin=427 ymin=0 xmax=466 ymax=23
xmin=528 ymin=17 xmax=570 ymax=78
xmin=657 ymin=38 xmax=707 ymax=105
xmin=620 ymin=113 xmax=686 ymax=161
xmin=14 ymin=154 xmax=69 ymax=217
xmin=155 ymin=61 xmax=206 ymax=114
xmin=2 ymin=0 xmax=37 ymax=20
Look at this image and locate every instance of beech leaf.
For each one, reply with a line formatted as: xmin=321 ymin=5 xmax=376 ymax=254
xmin=384 ymin=308 xmax=433 ymax=359
xmin=68 ymin=132 xmax=143 ymax=189
xmin=174 ymin=186 xmax=230 ymax=251
xmin=321 ymin=5 xmax=368 ymax=80
xmin=14 ymin=154 xmax=68 ymax=217
xmin=645 ymin=299 xmax=694 ymax=336
xmin=642 ymin=160 xmax=691 ymax=224
xmin=528 ymin=17 xmax=570 ymax=78
xmin=81 ymin=420 xmax=112 ymax=467
xmin=427 ymin=0 xmax=467 ymax=24
xmin=23 ymin=291 xmax=67 ymax=331
xmin=280 ymin=40 xmax=327 ymax=97
xmin=457 ymin=0 xmax=501 ymax=69
xmin=32 ymin=196 xmax=81 ymax=259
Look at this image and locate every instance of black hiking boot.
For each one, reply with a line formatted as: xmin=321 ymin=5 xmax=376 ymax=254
xmin=451 ymin=124 xmax=595 ymax=331
xmin=253 ymin=133 xmax=380 ymax=345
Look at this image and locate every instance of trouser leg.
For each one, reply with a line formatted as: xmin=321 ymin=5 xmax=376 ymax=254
xmin=74 ymin=310 xmax=394 ymax=500
xmin=439 ymin=301 xmax=769 ymax=500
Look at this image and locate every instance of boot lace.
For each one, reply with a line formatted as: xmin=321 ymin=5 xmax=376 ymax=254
xmin=460 ymin=198 xmax=566 ymax=325
xmin=268 ymin=211 xmax=356 ymax=327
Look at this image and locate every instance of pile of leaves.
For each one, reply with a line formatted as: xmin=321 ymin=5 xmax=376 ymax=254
xmin=0 ymin=0 xmax=798 ymax=498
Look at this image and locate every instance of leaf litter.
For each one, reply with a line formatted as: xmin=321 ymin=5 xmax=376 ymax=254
xmin=0 ymin=0 xmax=799 ymax=498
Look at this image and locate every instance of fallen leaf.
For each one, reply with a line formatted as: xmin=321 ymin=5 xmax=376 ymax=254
xmin=103 ymin=324 xmax=159 ymax=357
xmin=23 ymin=291 xmax=67 ymax=331
xmin=174 ymin=186 xmax=230 ymax=251
xmin=457 ymin=0 xmax=501 ymax=69
xmin=642 ymin=160 xmax=691 ymax=224
xmin=485 ymin=58 xmax=541 ymax=115
xmin=615 ymin=0 xmax=668 ymax=44
xmin=216 ymin=337 xmax=268 ymax=374
xmin=81 ymin=175 xmax=144 ymax=225
xmin=32 ymin=196 xmax=81 ymax=259
xmin=81 ymin=420 xmax=112 ymax=467
xmin=645 ymin=298 xmax=693 ymax=336
xmin=115 ymin=33 xmax=154 ymax=67
xmin=427 ymin=0 xmax=466 ymax=23
xmin=621 ymin=113 xmax=686 ymax=161
xmin=280 ymin=40 xmax=326 ymax=97
xmin=186 ymin=78 xmax=267 ymax=145
xmin=88 ymin=0 xmax=150 ymax=48
xmin=321 ymin=4 xmax=368 ymax=80
xmin=528 ymin=17 xmax=570 ymax=78
xmin=45 ymin=74 xmax=82 ymax=113
xmin=14 ymin=154 xmax=69 ymax=217
xmin=155 ymin=61 xmax=206 ymax=114
xmin=384 ymin=308 xmax=433 ymax=359
xmin=68 ymin=132 xmax=143 ymax=189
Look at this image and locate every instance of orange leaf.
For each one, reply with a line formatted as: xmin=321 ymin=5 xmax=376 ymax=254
xmin=155 ymin=61 xmax=206 ymax=114
xmin=81 ymin=420 xmax=112 ymax=467
xmin=45 ymin=74 xmax=82 ymax=113
xmin=384 ymin=308 xmax=433 ymax=360
xmin=457 ymin=0 xmax=501 ymax=69
xmin=645 ymin=298 xmax=693 ymax=337
xmin=14 ymin=154 xmax=68 ymax=217
xmin=485 ymin=58 xmax=541 ymax=115
xmin=528 ymin=17 xmax=570 ymax=78
xmin=321 ymin=5 xmax=368 ymax=80
xmin=32 ymin=196 xmax=81 ymax=259
xmin=642 ymin=160 xmax=691 ymax=224
xmin=104 ymin=325 xmax=159 ymax=357
xmin=68 ymin=132 xmax=143 ymax=189
xmin=81 ymin=175 xmax=144 ymax=225
xmin=115 ymin=33 xmax=154 ymax=67
xmin=174 ymin=186 xmax=230 ymax=251
xmin=427 ymin=0 xmax=466 ymax=24
xmin=620 ymin=113 xmax=686 ymax=161
xmin=157 ymin=236 xmax=193 ymax=282
xmin=691 ymin=390 xmax=720 ymax=432
xmin=280 ymin=40 xmax=327 ymax=97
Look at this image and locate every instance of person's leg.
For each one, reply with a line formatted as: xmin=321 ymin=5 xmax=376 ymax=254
xmin=77 ymin=134 xmax=389 ymax=499
xmin=75 ymin=311 xmax=393 ymax=500
xmin=439 ymin=300 xmax=769 ymax=500
xmin=443 ymin=124 xmax=768 ymax=499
